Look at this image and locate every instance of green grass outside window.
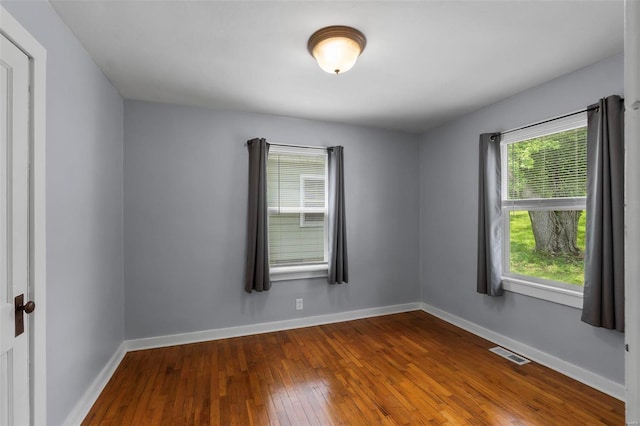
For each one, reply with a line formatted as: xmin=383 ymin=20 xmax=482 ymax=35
xmin=509 ymin=211 xmax=586 ymax=286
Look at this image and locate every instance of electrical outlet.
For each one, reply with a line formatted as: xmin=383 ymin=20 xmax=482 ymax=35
xmin=296 ymin=298 xmax=303 ymax=310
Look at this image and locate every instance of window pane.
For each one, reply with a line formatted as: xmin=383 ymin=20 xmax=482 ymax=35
xmin=507 ymin=127 xmax=587 ymax=200
xmin=302 ymin=177 xmax=325 ymax=208
xmin=269 ymin=213 xmax=325 ymax=266
xmin=509 ymin=210 xmax=586 ymax=286
xmin=268 ymin=153 xmax=326 ymax=210
xmin=301 ymin=212 xmax=324 ymax=228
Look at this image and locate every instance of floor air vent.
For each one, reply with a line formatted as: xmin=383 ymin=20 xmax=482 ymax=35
xmin=489 ymin=347 xmax=531 ymax=365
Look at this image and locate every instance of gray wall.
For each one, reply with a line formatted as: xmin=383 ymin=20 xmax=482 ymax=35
xmin=124 ymin=100 xmax=420 ymax=339
xmin=1 ymin=2 xmax=125 ymax=425
xmin=419 ymin=53 xmax=625 ymax=384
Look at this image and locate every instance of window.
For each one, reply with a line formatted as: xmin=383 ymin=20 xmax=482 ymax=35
xmin=299 ymin=174 xmax=326 ymax=227
xmin=267 ymin=146 xmax=328 ymax=280
xmin=500 ymin=113 xmax=587 ymax=307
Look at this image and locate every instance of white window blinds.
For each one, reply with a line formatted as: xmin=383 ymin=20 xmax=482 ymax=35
xmin=267 ymin=146 xmax=328 ymax=267
xmin=506 ymin=126 xmax=587 ymax=201
xmin=501 ymin=113 xmax=588 ymax=210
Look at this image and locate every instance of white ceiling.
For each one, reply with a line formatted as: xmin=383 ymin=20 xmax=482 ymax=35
xmin=49 ymin=0 xmax=624 ymax=134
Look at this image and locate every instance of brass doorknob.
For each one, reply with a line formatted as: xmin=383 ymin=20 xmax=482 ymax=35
xmin=19 ymin=300 xmax=36 ymax=314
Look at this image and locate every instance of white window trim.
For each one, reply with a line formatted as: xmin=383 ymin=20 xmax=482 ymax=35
xmin=268 ymin=206 xmax=325 ymax=214
xmin=270 ymin=263 xmax=328 ymax=282
xmin=267 ymin=144 xmax=329 ymax=281
xmin=500 ymin=112 xmax=587 ymax=307
xmin=502 ymin=277 xmax=583 ymax=309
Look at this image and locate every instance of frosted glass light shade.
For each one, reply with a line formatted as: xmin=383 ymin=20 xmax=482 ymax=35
xmin=308 ymin=26 xmax=366 ymax=75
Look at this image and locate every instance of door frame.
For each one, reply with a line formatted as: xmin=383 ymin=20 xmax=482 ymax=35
xmin=626 ymin=1 xmax=640 ymax=424
xmin=0 ymin=6 xmax=46 ymax=425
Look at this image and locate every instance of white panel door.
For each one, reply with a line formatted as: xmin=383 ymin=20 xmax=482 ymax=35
xmin=0 ymin=33 xmax=31 ymax=426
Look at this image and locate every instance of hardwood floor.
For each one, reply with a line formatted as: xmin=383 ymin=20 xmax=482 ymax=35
xmin=83 ymin=311 xmax=624 ymax=425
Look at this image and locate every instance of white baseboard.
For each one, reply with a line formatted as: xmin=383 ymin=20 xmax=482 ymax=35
xmin=125 ymin=302 xmax=421 ymax=352
xmin=62 ymin=342 xmax=127 ymax=426
xmin=419 ymin=302 xmax=625 ymax=401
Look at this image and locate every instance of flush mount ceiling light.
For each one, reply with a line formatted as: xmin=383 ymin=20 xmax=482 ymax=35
xmin=307 ymin=26 xmax=367 ymax=75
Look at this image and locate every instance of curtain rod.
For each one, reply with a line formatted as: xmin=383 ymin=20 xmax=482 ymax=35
xmin=269 ymin=142 xmax=328 ymax=150
xmin=246 ymin=139 xmax=329 ymax=150
xmin=499 ymin=97 xmax=624 ymax=137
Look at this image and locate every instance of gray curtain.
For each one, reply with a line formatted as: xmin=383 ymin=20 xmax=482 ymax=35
xmin=477 ymin=133 xmax=503 ymax=296
xmin=328 ymin=146 xmax=349 ymax=284
xmin=245 ymin=138 xmax=271 ymax=292
xmin=581 ymin=96 xmax=624 ymax=331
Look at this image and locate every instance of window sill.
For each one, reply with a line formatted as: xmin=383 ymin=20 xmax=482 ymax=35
xmin=501 ymin=276 xmax=583 ymax=309
xmin=271 ymin=264 xmax=328 ymax=282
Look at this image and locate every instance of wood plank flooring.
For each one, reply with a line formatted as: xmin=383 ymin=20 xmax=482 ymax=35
xmin=83 ymin=311 xmax=624 ymax=425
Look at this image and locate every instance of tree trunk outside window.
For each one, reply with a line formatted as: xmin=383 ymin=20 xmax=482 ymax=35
xmin=528 ymin=210 xmax=581 ymax=255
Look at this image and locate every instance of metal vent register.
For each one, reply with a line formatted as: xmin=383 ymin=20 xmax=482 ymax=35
xmin=489 ymin=347 xmax=531 ymax=365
